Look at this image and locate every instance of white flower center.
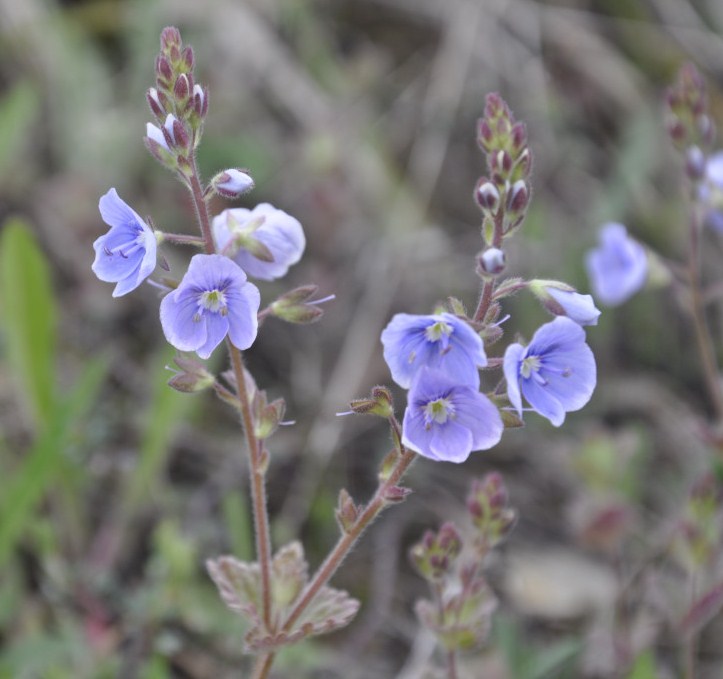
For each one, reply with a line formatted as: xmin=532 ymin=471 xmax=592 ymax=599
xmin=520 ymin=355 xmax=541 ymax=380
xmin=424 ymin=397 xmax=454 ymax=427
xmin=199 ymin=289 xmax=228 ymax=315
xmin=425 ymin=320 xmax=453 ymax=343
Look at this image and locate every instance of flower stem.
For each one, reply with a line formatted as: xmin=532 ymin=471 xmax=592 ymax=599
xmin=280 ymin=447 xmax=417 ymax=634
xmin=688 ymin=206 xmax=723 ymax=423
xmin=187 ymin=157 xmax=275 ymax=633
xmin=474 ymin=209 xmax=505 ymax=323
xmin=157 ymin=232 xmax=206 ymax=247
xmin=251 ymin=652 xmax=276 ymax=679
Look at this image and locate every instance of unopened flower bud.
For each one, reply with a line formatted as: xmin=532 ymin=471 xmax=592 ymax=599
xmin=506 ymin=180 xmax=529 ymax=214
xmin=167 ymin=355 xmax=215 ymax=393
xmin=467 ymin=472 xmax=517 ymax=548
xmin=255 ymin=397 xmax=286 ymax=440
xmin=193 ymin=84 xmax=208 ymax=117
xmin=478 ymin=248 xmax=506 ymax=276
xmin=269 ymin=285 xmax=334 ymax=324
xmin=174 ymin=73 xmax=190 ymax=102
xmin=336 ymin=489 xmax=360 ymax=533
xmin=410 ymin=522 xmax=462 ymax=581
xmin=383 ymin=485 xmax=412 ymax=504
xmin=160 ymin=26 xmax=182 ymax=52
xmin=182 ymin=45 xmax=194 ymax=71
xmin=686 ymin=146 xmax=706 ymax=180
xmin=529 ymin=279 xmax=601 ymax=326
xmin=511 ymin=122 xmax=527 ymax=151
xmin=475 ymin=180 xmax=500 ymax=213
xmin=155 ymin=55 xmax=173 ymax=84
xmin=172 ymin=117 xmax=190 ymax=151
xmin=212 ymin=169 xmax=255 ymax=199
xmin=146 ymin=87 xmax=166 ymax=118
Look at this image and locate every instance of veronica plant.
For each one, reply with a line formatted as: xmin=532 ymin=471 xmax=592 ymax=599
xmin=92 ymin=28 xmax=600 ymax=679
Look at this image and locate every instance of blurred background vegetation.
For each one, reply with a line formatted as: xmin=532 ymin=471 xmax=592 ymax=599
xmin=2 ymin=0 xmax=723 ymax=677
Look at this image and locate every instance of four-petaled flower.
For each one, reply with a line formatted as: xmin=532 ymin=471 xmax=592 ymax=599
xmin=92 ymin=188 xmax=157 ymax=297
xmin=160 ymin=254 xmax=260 ymax=359
xmin=381 ymin=313 xmax=487 ymax=389
xmin=503 ymin=316 xmax=596 ymax=427
xmin=212 ymin=203 xmax=305 ymax=281
xmin=402 ymin=368 xmax=503 ymax=463
xmin=585 ymin=223 xmax=648 ymax=306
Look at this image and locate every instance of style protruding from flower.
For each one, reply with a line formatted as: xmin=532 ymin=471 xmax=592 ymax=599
xmin=381 ymin=313 xmax=487 ymax=389
xmin=503 ymin=316 xmax=596 ymax=427
xmin=529 ymin=279 xmax=601 ymax=326
xmin=402 ymin=368 xmax=503 ymax=463
xmin=585 ymin=223 xmax=648 ymax=307
xmin=212 ymin=203 xmax=305 ymax=281
xmin=160 ymin=254 xmax=260 ymax=359
xmin=92 ymin=188 xmax=158 ymax=297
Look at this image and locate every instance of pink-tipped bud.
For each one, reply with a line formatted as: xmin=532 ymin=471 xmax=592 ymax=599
xmin=478 ymin=247 xmax=506 ymax=276
xmin=193 ymin=84 xmax=208 ymax=117
xmin=511 ymin=122 xmax=527 ymax=151
xmin=156 ymin=55 xmax=173 ymax=83
xmin=172 ymin=117 xmax=190 ymax=150
xmin=211 ymin=169 xmax=255 ymax=199
xmin=169 ymin=44 xmax=181 ymax=64
xmin=174 ymin=73 xmax=190 ymax=101
xmin=160 ymin=26 xmax=182 ymax=51
xmin=182 ymin=45 xmax=194 ymax=71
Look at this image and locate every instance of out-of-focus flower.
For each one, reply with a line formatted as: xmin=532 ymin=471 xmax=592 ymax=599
xmin=701 ymin=152 xmax=723 ymax=232
xmin=212 ymin=203 xmax=305 ymax=281
xmin=585 ymin=223 xmax=647 ymax=306
xmin=504 ymin=317 xmax=596 ymax=427
xmin=402 ymin=368 xmax=503 ymax=463
xmin=529 ymin=280 xmax=601 ymax=326
xmin=381 ymin=313 xmax=487 ymax=389
xmin=92 ymin=188 xmax=157 ymax=297
xmin=160 ymin=254 xmax=260 ymax=359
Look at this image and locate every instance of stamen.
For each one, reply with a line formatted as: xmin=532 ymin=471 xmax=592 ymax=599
xmin=425 ymin=320 xmax=453 ymax=344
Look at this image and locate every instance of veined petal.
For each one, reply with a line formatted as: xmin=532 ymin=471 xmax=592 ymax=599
xmin=452 ymin=389 xmax=504 ymax=450
xmin=226 ymin=283 xmax=261 ymax=350
xmin=521 ymin=378 xmax=566 ymax=426
xmin=99 ymin=188 xmax=148 ymax=231
xmin=430 ymin=421 xmax=473 ymax=463
xmin=160 ymin=289 xmax=207 ymax=352
xmin=197 ymin=313 xmax=230 ymax=359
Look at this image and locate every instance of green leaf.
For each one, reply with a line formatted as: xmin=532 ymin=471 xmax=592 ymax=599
xmin=0 ymin=80 xmax=40 ymax=178
xmin=0 ymin=357 xmax=106 ymax=567
xmin=0 ymin=218 xmax=57 ymax=430
xmin=626 ymin=650 xmax=657 ymax=679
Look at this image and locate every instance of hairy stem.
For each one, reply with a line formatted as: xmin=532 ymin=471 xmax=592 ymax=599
xmin=280 ymin=447 xmax=417 ymax=634
xmin=187 ymin=158 xmax=275 ymax=632
xmin=473 ymin=208 xmax=505 ymax=323
xmin=251 ymin=652 xmax=276 ymax=679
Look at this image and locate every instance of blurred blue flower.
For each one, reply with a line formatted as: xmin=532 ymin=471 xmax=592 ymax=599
xmin=504 ymin=316 xmax=596 ymax=427
xmin=212 ymin=203 xmax=305 ymax=281
xmin=160 ymin=254 xmax=260 ymax=359
xmin=701 ymin=151 xmax=723 ymax=232
xmin=92 ymin=188 xmax=157 ymax=297
xmin=585 ymin=223 xmax=647 ymax=306
xmin=402 ymin=368 xmax=503 ymax=463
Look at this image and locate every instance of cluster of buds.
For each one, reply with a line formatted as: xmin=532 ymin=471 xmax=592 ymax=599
xmin=673 ymin=472 xmax=723 ymax=572
xmin=665 ymin=63 xmax=715 ymax=178
xmin=475 ymin=93 xmax=532 ymax=244
xmin=466 ymin=472 xmax=517 ymax=552
xmin=145 ymin=27 xmax=209 ymax=172
xmin=410 ymin=522 xmax=462 ymax=581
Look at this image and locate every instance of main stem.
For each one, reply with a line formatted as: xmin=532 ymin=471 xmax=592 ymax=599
xmin=187 ymin=160 xmax=274 ymax=632
xmin=688 ymin=207 xmax=723 ymax=423
xmin=473 ymin=208 xmax=505 ymax=323
xmin=280 ymin=447 xmax=417 ymax=633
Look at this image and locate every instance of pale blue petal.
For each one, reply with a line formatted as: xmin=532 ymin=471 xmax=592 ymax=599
xmin=452 ymin=390 xmax=504 ymax=451
xmin=521 ymin=378 xmax=566 ymax=426
xmin=547 ymin=288 xmax=601 ymax=326
xmin=92 ymin=230 xmax=144 ymax=282
xmin=503 ymin=343 xmax=525 ymax=417
xmin=430 ymin=421 xmax=473 ymax=463
xmin=226 ymin=283 xmax=261 ymax=350
xmin=99 ymin=188 xmax=147 ymax=231
xmin=401 ymin=406 xmax=434 ymax=459
xmin=197 ymin=313 xmax=230 ymax=359
xmin=160 ymin=289 xmax=206 ymax=352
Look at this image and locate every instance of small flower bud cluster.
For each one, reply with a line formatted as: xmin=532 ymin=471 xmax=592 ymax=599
xmin=475 ymin=93 xmax=532 ymax=243
xmin=144 ymin=27 xmax=209 ymax=172
xmin=167 ymin=355 xmax=216 ymax=393
xmin=673 ymin=472 xmax=723 ymax=572
xmin=411 ymin=474 xmax=513 ymax=654
xmin=466 ymin=472 xmax=517 ymax=549
xmin=268 ymin=284 xmax=334 ymax=324
xmin=665 ymin=63 xmax=715 ymax=158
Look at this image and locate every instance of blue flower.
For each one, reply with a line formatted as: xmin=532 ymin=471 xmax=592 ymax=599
xmin=701 ymin=152 xmax=723 ymax=232
xmin=92 ymin=188 xmax=157 ymax=297
xmin=504 ymin=317 xmax=596 ymax=427
xmin=212 ymin=203 xmax=305 ymax=281
xmin=381 ymin=313 xmax=486 ymax=389
xmin=585 ymin=223 xmax=647 ymax=306
xmin=402 ymin=368 xmax=503 ymax=463
xmin=160 ymin=254 xmax=261 ymax=359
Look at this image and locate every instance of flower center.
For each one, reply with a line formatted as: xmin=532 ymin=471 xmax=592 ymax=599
xmin=199 ymin=289 xmax=228 ymax=315
xmin=425 ymin=320 xmax=453 ymax=348
xmin=424 ymin=397 xmax=454 ymax=427
xmin=103 ymin=224 xmax=145 ymax=259
xmin=520 ymin=355 xmax=541 ymax=380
